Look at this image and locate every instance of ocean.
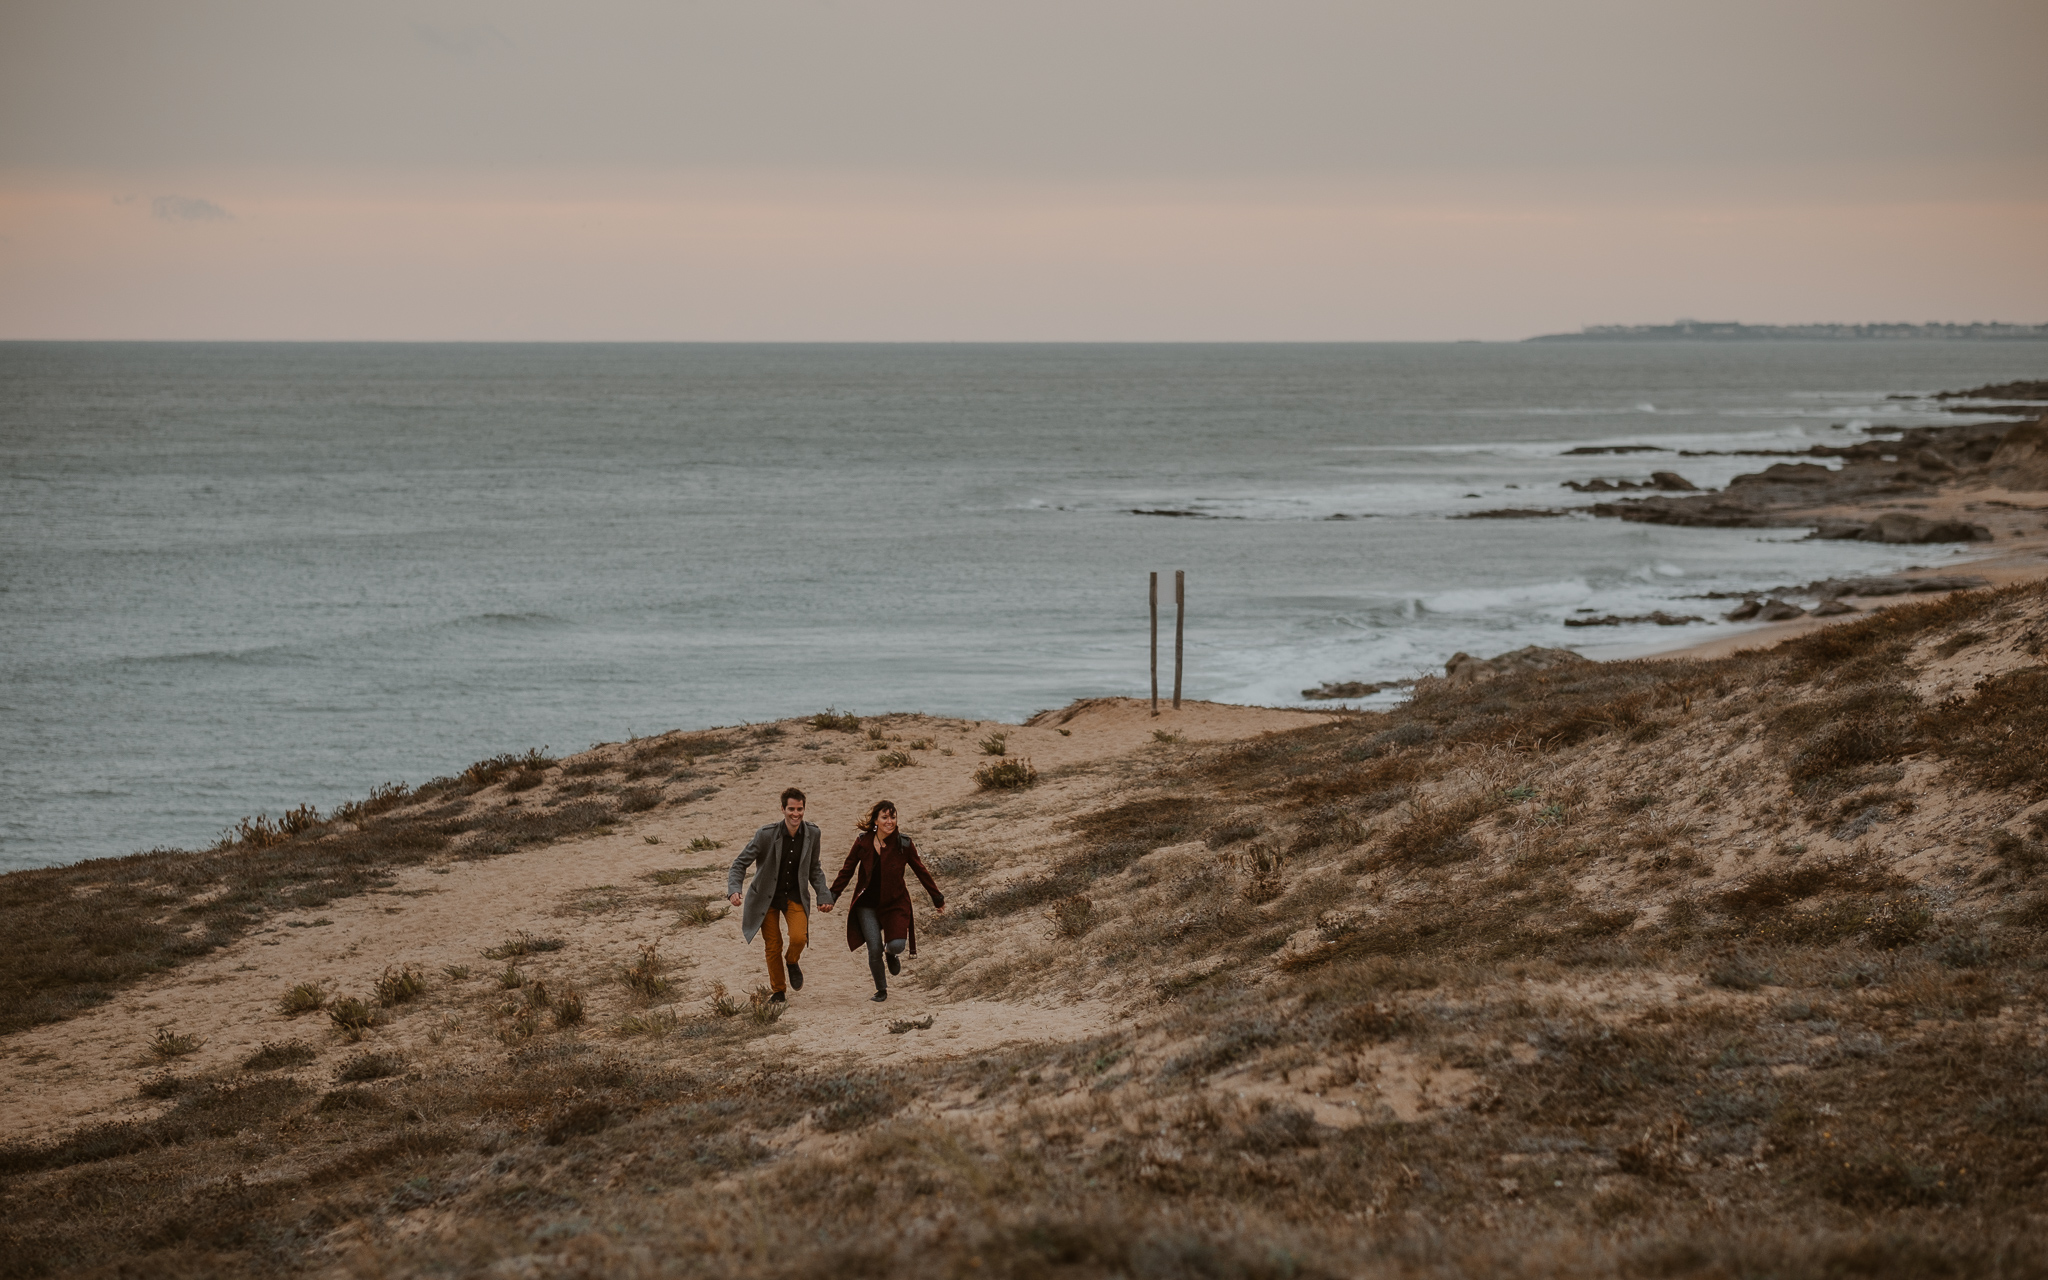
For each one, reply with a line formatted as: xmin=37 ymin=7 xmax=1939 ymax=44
xmin=4 ymin=341 xmax=2043 ymax=871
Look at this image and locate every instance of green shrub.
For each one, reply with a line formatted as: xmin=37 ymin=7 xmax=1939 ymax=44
xmin=277 ymin=982 xmax=326 ymax=1016
xmin=483 ymin=932 xmax=565 ymax=959
xmin=148 ymin=1026 xmax=204 ymax=1060
xmin=373 ymin=964 xmax=427 ymax=1006
xmin=328 ymin=997 xmax=379 ymax=1040
xmin=975 ymin=758 xmax=1038 ymax=791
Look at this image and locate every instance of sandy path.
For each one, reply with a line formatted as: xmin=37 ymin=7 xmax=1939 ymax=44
xmin=0 ymin=699 xmax=1329 ymax=1145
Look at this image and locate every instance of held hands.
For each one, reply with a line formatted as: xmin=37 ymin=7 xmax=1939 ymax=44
xmin=819 ymin=902 xmax=834 ymax=913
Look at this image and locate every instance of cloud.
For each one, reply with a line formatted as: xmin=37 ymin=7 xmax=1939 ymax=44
xmin=410 ymin=23 xmax=511 ymax=56
xmin=150 ymin=195 xmax=232 ymax=222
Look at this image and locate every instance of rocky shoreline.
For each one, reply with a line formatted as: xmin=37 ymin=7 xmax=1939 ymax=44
xmin=1304 ymin=380 xmax=2046 ymax=699
xmin=1569 ymin=379 xmax=2047 ymax=534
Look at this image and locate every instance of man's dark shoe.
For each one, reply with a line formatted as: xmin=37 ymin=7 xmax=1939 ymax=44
xmin=871 ymin=990 xmax=888 ymax=1002
xmin=886 ymin=952 xmax=901 ymax=977
xmin=769 ymin=991 xmax=786 ymax=1003
xmin=787 ymin=962 xmax=804 ymax=991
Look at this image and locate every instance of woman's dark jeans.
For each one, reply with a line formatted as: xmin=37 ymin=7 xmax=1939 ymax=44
xmin=855 ymin=906 xmax=907 ymax=993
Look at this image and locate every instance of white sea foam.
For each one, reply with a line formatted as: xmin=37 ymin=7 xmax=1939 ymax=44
xmin=1419 ymin=580 xmax=1593 ymax=615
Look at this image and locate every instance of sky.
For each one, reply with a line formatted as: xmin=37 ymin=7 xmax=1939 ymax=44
xmin=1 ymin=0 xmax=2044 ymax=341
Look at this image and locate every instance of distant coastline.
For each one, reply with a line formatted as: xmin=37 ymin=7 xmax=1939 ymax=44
xmin=1528 ymin=320 xmax=2048 ymax=342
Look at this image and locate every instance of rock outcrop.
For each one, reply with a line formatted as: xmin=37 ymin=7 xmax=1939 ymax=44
xmin=1724 ymin=598 xmax=1806 ymax=622
xmin=1563 ymin=612 xmax=1704 ymax=628
xmin=1564 ymin=471 xmax=1697 ymax=493
xmin=1300 ymin=679 xmax=1410 ymax=701
xmin=1578 ymin=414 xmax=2026 ymax=529
xmin=1809 ymin=512 xmax=1994 ymax=543
xmin=1989 ymin=415 xmax=2048 ymax=492
xmin=1443 ymin=646 xmax=1587 ymax=686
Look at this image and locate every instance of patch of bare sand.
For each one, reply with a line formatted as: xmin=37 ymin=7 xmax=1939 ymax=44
xmin=0 ymin=699 xmax=1328 ymax=1146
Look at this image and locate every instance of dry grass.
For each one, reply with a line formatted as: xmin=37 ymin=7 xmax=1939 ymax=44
xmin=8 ymin=582 xmax=2048 ymax=1278
xmin=676 ymin=894 xmax=730 ymax=926
xmin=617 ymin=945 xmax=672 ymax=1000
xmin=480 ymin=931 xmax=566 ymax=959
xmin=704 ymin=981 xmax=740 ymax=1018
xmin=240 ymin=1039 xmax=317 ymax=1071
xmin=334 ymin=1050 xmax=405 ymax=1082
xmin=146 ymin=1026 xmax=204 ymax=1061
xmin=0 ymin=741 xmax=636 ymax=1034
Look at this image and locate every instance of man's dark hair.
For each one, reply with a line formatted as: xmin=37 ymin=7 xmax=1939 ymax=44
xmin=780 ymin=787 xmax=806 ymax=808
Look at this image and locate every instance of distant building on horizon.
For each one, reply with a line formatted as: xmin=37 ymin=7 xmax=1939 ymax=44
xmin=1527 ymin=319 xmax=2048 ymax=342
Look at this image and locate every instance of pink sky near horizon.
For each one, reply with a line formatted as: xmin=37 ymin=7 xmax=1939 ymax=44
xmin=2 ymin=1 xmax=2044 ymax=341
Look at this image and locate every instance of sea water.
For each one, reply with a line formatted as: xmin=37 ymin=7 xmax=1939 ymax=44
xmin=4 ymin=341 xmax=2043 ymax=869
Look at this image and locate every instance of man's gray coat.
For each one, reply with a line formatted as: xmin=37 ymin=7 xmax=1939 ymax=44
xmin=726 ymin=820 xmax=834 ymax=942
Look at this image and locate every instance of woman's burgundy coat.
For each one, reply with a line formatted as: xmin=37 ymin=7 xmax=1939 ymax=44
xmin=830 ymin=832 xmax=944 ymax=957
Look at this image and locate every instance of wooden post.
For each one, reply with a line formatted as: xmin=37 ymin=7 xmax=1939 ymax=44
xmin=1149 ymin=572 xmax=1159 ymax=715
xmin=1173 ymin=570 xmax=1185 ymax=710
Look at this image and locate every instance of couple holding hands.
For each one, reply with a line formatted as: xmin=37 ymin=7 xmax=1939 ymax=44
xmin=724 ymin=788 xmax=945 ymax=1004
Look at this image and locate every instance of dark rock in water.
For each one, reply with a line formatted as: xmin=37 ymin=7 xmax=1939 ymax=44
xmin=1129 ymin=508 xmax=1224 ymax=519
xmin=1591 ymin=497 xmax=1776 ymax=528
xmin=1789 ymin=574 xmax=1989 ymax=599
xmin=1562 ymin=445 xmax=1670 ymax=455
xmin=1931 ymin=380 xmax=2048 ymax=401
xmin=1563 ymin=611 xmax=1705 ymax=628
xmin=1301 ymin=679 xmax=1407 ymax=700
xmin=1809 ymin=518 xmax=1871 ymax=540
xmin=1453 ymin=508 xmax=1571 ymax=519
xmin=1444 ymin=646 xmax=1588 ymax=686
xmin=1568 ymin=471 xmax=1700 ymax=493
xmin=1989 ymin=415 xmax=2048 ymax=492
xmin=1812 ymin=599 xmax=1859 ymax=616
xmin=1756 ymin=598 xmax=1807 ymax=622
xmin=1724 ymin=599 xmax=1763 ymax=621
xmin=1860 ymin=513 xmax=1992 ymax=543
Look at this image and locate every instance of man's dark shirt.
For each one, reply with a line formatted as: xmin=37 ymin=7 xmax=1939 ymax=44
xmin=770 ymin=822 xmax=804 ymax=911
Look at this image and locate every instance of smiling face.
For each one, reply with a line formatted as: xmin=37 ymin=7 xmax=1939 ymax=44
xmin=874 ymin=807 xmax=897 ymax=840
xmin=782 ymin=796 xmax=805 ymax=831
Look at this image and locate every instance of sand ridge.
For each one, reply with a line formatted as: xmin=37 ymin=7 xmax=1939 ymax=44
xmin=0 ymin=699 xmax=1329 ymax=1145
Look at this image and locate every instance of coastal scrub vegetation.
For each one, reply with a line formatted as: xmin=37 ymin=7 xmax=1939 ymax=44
xmin=3 ymin=582 xmax=2048 ymax=1276
xmin=0 ymin=727 xmax=755 ymax=1035
xmin=974 ymin=757 xmax=1038 ymax=791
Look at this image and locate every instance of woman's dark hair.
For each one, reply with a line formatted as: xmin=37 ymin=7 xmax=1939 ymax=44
xmin=855 ymin=799 xmax=898 ymax=835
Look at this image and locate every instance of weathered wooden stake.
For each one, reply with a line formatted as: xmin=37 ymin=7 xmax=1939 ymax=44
xmin=1149 ymin=572 xmax=1159 ymax=715
xmin=1173 ymin=570 xmax=1185 ymax=710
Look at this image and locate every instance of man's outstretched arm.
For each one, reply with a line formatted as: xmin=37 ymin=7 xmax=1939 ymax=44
xmin=726 ymin=830 xmax=765 ymax=906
